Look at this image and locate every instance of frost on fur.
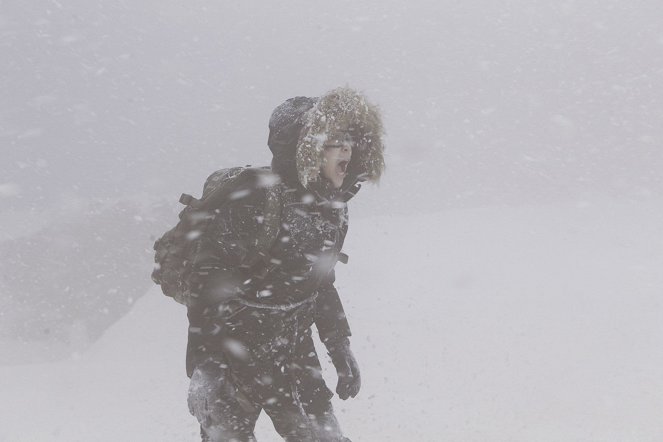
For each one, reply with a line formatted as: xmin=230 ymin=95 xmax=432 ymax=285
xmin=295 ymin=87 xmax=385 ymax=188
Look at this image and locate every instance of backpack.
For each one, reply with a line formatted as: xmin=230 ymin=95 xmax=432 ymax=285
xmin=151 ymin=166 xmax=283 ymax=307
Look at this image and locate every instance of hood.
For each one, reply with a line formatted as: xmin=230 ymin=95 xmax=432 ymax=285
xmin=268 ymin=87 xmax=385 ymax=190
xmin=268 ymin=96 xmax=318 ymax=187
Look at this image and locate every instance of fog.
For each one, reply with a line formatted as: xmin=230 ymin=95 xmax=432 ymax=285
xmin=2 ymin=1 xmax=663 ymax=440
xmin=4 ymin=0 xmax=662 ymax=214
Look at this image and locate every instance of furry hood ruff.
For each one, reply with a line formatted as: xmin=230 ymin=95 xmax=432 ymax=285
xmin=296 ymin=87 xmax=385 ymax=187
xmin=268 ymin=87 xmax=385 ymax=189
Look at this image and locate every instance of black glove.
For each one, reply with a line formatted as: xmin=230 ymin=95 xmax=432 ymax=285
xmin=327 ymin=337 xmax=361 ymax=400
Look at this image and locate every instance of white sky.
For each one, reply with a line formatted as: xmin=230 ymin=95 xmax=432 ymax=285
xmin=2 ymin=0 xmax=662 ymax=215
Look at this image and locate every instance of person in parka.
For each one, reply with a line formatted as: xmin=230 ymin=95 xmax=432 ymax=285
xmin=185 ymin=87 xmax=385 ymax=442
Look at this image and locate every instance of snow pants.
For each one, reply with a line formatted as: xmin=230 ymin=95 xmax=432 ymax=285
xmin=186 ymin=301 xmax=350 ymax=442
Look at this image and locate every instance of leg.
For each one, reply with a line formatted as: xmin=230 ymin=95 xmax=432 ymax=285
xmin=253 ymin=365 xmax=319 ymax=442
xmin=292 ymin=334 xmax=350 ymax=442
xmin=240 ymin=343 xmax=319 ymax=441
xmin=188 ymin=358 xmax=261 ymax=442
xmin=304 ymin=402 xmax=350 ymax=442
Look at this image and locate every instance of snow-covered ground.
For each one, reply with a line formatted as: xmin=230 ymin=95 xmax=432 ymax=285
xmin=2 ymin=200 xmax=662 ymax=442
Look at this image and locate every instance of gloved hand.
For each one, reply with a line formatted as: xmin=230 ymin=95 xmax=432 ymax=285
xmin=327 ymin=337 xmax=361 ymax=400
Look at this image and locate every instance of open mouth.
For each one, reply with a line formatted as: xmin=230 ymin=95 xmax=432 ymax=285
xmin=337 ymin=160 xmax=349 ymax=175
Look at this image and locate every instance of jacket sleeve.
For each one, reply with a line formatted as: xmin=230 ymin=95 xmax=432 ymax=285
xmin=314 ymin=269 xmax=352 ymax=346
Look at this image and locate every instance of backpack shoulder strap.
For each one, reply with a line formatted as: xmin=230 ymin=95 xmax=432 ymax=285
xmin=255 ymin=183 xmax=284 ymax=257
xmin=241 ymin=181 xmax=284 ymax=277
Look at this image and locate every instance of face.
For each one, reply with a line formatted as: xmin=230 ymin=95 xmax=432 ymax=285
xmin=321 ymin=139 xmax=353 ymax=189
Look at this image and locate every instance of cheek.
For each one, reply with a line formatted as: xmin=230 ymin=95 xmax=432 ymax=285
xmin=321 ymin=162 xmax=334 ymax=179
xmin=321 ymin=155 xmax=333 ymax=172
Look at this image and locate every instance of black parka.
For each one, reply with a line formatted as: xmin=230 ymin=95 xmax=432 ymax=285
xmin=185 ymin=94 xmax=367 ymax=377
xmin=185 ymin=178 xmax=354 ymax=371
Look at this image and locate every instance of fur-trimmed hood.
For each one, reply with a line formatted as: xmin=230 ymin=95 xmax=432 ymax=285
xmin=268 ymin=87 xmax=385 ymax=190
